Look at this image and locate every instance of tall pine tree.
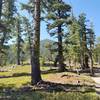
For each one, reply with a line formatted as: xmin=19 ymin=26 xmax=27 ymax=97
xmin=78 ymin=13 xmax=89 ymax=69
xmin=46 ymin=0 xmax=71 ymax=71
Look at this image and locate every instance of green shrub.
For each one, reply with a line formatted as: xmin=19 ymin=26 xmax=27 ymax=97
xmin=2 ymin=91 xmax=99 ymax=100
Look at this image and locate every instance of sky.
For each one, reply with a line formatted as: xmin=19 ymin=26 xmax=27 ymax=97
xmin=18 ymin=0 xmax=100 ymax=40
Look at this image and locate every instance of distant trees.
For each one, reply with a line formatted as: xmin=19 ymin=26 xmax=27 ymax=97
xmin=44 ymin=42 xmax=54 ymax=62
xmin=64 ymin=13 xmax=95 ymax=75
xmin=22 ymin=17 xmax=33 ymax=64
xmin=0 ymin=0 xmax=16 ymax=66
xmin=64 ymin=15 xmax=80 ymax=67
xmin=78 ymin=13 xmax=89 ymax=69
xmin=78 ymin=14 xmax=95 ymax=73
xmin=94 ymin=37 xmax=100 ymax=65
xmin=15 ymin=16 xmax=24 ymax=65
xmin=86 ymin=23 xmax=95 ymax=75
xmin=0 ymin=0 xmax=2 ymax=19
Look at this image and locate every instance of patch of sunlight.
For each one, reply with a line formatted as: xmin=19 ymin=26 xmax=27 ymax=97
xmin=0 ymin=76 xmax=31 ymax=88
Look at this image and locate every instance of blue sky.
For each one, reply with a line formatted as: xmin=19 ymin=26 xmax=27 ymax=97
xmin=66 ymin=0 xmax=100 ymax=37
xmin=18 ymin=0 xmax=100 ymax=40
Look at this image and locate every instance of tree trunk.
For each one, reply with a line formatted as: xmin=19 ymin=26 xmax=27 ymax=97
xmin=0 ymin=0 xmax=2 ymax=19
xmin=89 ymin=32 xmax=94 ymax=75
xmin=31 ymin=0 xmax=42 ymax=85
xmin=58 ymin=25 xmax=65 ymax=71
xmin=0 ymin=0 xmax=4 ymax=64
xmin=17 ymin=33 xmax=21 ymax=65
xmin=84 ymin=54 xmax=89 ymax=68
xmin=57 ymin=8 xmax=65 ymax=72
xmin=16 ymin=20 xmax=21 ymax=65
xmin=28 ymin=32 xmax=32 ymax=62
xmin=81 ymin=32 xmax=89 ymax=69
xmin=90 ymin=52 xmax=94 ymax=75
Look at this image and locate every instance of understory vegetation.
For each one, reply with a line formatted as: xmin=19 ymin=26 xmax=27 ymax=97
xmin=0 ymin=65 xmax=99 ymax=100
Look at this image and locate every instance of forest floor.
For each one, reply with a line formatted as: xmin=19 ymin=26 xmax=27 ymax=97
xmin=0 ymin=65 xmax=99 ymax=100
xmin=91 ymin=67 xmax=100 ymax=84
xmin=92 ymin=77 xmax=100 ymax=84
xmin=92 ymin=77 xmax=100 ymax=95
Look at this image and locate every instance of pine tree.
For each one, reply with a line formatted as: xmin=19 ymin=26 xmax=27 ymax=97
xmin=0 ymin=0 xmax=2 ymax=19
xmin=65 ymin=15 xmax=80 ymax=67
xmin=21 ymin=0 xmax=42 ymax=85
xmin=31 ymin=0 xmax=42 ymax=84
xmin=94 ymin=37 xmax=100 ymax=64
xmin=0 ymin=0 xmax=16 ymax=66
xmin=23 ymin=17 xmax=33 ymax=65
xmin=78 ymin=13 xmax=89 ymax=69
xmin=46 ymin=0 xmax=71 ymax=71
xmin=15 ymin=16 xmax=24 ymax=65
xmin=87 ymin=23 xmax=95 ymax=75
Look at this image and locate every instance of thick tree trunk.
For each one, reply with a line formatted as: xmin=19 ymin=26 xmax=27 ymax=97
xmin=17 ymin=33 xmax=21 ymax=65
xmin=90 ymin=52 xmax=94 ymax=75
xmin=89 ymin=35 xmax=94 ymax=75
xmin=57 ymin=8 xmax=65 ymax=72
xmin=0 ymin=0 xmax=2 ymax=19
xmin=0 ymin=0 xmax=4 ymax=64
xmin=31 ymin=0 xmax=42 ymax=85
xmin=16 ymin=20 xmax=21 ymax=65
xmin=58 ymin=25 xmax=65 ymax=71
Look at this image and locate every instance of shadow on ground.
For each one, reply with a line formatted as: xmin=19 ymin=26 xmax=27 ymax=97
xmin=0 ymin=73 xmax=31 ymax=78
xmin=0 ymin=80 xmax=99 ymax=100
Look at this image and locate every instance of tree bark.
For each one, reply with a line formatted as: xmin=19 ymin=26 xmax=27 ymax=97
xmin=81 ymin=32 xmax=89 ymax=69
xmin=0 ymin=0 xmax=2 ymax=19
xmin=31 ymin=0 xmax=42 ymax=85
xmin=57 ymin=8 xmax=65 ymax=72
xmin=89 ymin=31 xmax=94 ymax=75
xmin=89 ymin=51 xmax=94 ymax=75
xmin=58 ymin=25 xmax=65 ymax=71
xmin=17 ymin=32 xmax=21 ymax=65
xmin=16 ymin=20 xmax=21 ymax=65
